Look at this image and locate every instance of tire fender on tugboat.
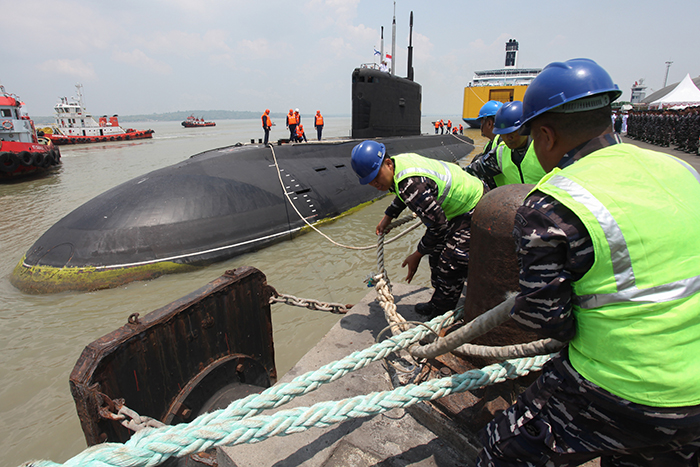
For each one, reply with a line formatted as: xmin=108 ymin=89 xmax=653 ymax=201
xmin=19 ymin=151 xmax=33 ymax=166
xmin=0 ymin=152 xmax=20 ymax=172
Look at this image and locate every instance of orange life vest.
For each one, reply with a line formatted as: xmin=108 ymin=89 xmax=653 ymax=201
xmin=434 ymin=121 xmax=439 ymax=129
xmin=262 ymin=113 xmax=271 ymax=127
xmin=296 ymin=125 xmax=304 ymax=137
xmin=315 ymin=114 xmax=324 ymax=126
xmin=287 ymin=113 xmax=297 ymax=125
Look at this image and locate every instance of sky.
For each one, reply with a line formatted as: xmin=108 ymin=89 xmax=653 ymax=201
xmin=2 ymin=0 xmax=699 ymax=118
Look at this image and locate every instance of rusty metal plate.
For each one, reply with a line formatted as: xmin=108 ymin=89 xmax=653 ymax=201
xmin=69 ymin=267 xmax=277 ymax=446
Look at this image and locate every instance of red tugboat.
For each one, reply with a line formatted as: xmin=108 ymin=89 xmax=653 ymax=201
xmin=0 ymin=83 xmax=61 ymax=179
xmin=181 ymin=114 xmax=216 ymax=127
xmin=46 ymin=84 xmax=154 ymax=145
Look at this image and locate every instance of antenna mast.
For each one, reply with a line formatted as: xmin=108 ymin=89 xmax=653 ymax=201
xmin=407 ymin=11 xmax=414 ymax=81
xmin=380 ymin=26 xmax=384 ymax=67
xmin=391 ymin=2 xmax=396 ymax=76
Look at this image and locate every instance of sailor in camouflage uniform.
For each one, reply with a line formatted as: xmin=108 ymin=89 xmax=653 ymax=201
xmin=477 ymin=59 xmax=700 ymax=466
xmin=350 ymin=140 xmax=484 ymax=317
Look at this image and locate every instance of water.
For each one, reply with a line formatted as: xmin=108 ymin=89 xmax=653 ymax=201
xmin=0 ymin=117 xmax=485 ymax=467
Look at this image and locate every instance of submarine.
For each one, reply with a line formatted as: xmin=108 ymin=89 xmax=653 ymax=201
xmin=11 ymin=12 xmax=475 ymax=294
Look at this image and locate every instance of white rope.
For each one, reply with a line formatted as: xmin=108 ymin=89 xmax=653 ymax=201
xmin=268 ymin=144 xmax=422 ymax=251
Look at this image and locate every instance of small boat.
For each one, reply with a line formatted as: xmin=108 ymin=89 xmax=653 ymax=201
xmin=462 ymin=39 xmax=541 ymax=128
xmin=46 ymin=84 xmax=154 ymax=145
xmin=182 ymin=114 xmax=216 ymax=128
xmin=0 ymin=83 xmax=61 ymax=179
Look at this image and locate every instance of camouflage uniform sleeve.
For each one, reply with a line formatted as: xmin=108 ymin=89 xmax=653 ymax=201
xmin=511 ymin=191 xmax=594 ymax=342
xmin=465 ymin=146 xmax=501 ymax=189
xmin=384 ymin=196 xmax=407 ymax=219
xmin=392 ymin=177 xmax=447 ymax=255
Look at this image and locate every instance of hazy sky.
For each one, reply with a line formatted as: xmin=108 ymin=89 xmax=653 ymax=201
xmin=3 ymin=0 xmax=699 ymax=117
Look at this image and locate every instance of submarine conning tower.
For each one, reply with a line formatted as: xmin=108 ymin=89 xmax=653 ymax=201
xmin=351 ymin=11 xmax=421 ymax=139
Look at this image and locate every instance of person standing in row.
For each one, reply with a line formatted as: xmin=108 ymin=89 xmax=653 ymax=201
xmin=286 ymin=109 xmax=297 ymax=141
xmin=314 ymin=110 xmax=324 ymax=141
xmin=261 ymin=109 xmax=272 ymax=145
xmin=477 ymin=58 xmax=700 ymax=467
xmin=350 ymin=140 xmax=484 ymax=317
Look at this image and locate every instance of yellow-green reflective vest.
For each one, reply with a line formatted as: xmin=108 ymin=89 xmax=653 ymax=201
xmin=493 ymin=140 xmax=547 ymax=187
xmin=481 ymin=135 xmax=501 ymax=156
xmin=533 ymin=143 xmax=700 ymax=407
xmin=392 ymin=153 xmax=483 ymax=220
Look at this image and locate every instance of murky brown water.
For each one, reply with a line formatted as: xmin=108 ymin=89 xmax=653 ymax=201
xmin=0 ymin=117 xmax=485 ymax=466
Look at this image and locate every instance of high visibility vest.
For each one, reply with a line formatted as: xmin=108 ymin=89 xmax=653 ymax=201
xmin=315 ymin=114 xmax=324 ymax=126
xmin=480 ymin=135 xmax=501 ymax=156
xmin=493 ymin=140 xmax=547 ymax=186
xmin=262 ymin=114 xmax=271 ymax=127
xmin=392 ymin=153 xmax=483 ymax=220
xmin=434 ymin=121 xmax=439 ymax=129
xmin=296 ymin=125 xmax=304 ymax=137
xmin=532 ymin=143 xmax=700 ymax=407
xmin=287 ymin=114 xmax=297 ymax=125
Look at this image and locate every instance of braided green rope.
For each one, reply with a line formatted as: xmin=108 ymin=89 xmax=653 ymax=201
xmin=25 ymin=354 xmax=553 ymax=467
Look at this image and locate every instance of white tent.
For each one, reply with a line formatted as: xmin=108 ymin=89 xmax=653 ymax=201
xmin=651 ymin=73 xmax=700 ymax=106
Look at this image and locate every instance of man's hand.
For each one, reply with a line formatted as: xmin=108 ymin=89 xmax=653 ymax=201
xmin=375 ymin=215 xmax=393 ymax=236
xmin=402 ymin=250 xmax=423 ymax=283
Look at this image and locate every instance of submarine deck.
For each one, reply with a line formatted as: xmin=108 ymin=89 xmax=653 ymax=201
xmin=218 ymin=283 xmax=601 ymax=467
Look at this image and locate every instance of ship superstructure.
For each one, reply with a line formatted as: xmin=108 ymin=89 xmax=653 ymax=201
xmin=462 ymin=39 xmax=541 ymax=127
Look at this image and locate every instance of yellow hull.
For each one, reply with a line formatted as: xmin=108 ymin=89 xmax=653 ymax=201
xmin=462 ymin=85 xmax=530 ymax=126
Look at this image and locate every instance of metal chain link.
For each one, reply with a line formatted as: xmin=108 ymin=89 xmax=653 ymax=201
xmin=98 ymin=395 xmax=165 ymax=432
xmin=270 ymin=293 xmax=350 ymax=314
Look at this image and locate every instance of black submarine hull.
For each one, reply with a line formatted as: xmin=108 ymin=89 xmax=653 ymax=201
xmin=11 ymin=135 xmax=474 ymax=293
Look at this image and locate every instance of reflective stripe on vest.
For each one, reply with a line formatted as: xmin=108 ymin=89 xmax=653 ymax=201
xmin=533 ymin=143 xmax=700 ymax=406
xmin=392 ymin=153 xmax=483 ymax=220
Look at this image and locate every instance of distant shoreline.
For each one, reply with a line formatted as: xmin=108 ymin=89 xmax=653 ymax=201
xmin=30 ymin=111 xmax=351 ymax=125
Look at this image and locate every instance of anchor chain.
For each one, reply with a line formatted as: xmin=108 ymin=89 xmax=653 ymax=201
xmin=96 ymin=392 xmax=165 ymax=433
xmin=270 ymin=293 xmax=350 ymax=314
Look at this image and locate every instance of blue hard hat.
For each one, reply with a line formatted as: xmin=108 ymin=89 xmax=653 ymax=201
xmin=493 ymin=101 xmax=523 ymax=135
xmin=521 ymin=58 xmax=622 ymax=132
xmin=351 ymin=140 xmax=386 ymax=185
xmin=476 ymin=100 xmax=504 ymax=122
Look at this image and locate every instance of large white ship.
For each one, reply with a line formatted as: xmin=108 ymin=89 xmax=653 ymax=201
xmin=462 ymin=39 xmax=541 ymax=128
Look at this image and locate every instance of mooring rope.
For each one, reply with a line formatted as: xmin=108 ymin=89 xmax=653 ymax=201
xmin=268 ymin=144 xmax=421 ymax=251
xmin=371 ymin=220 xmax=564 ymax=360
xmin=24 ymin=354 xmax=553 ymax=467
